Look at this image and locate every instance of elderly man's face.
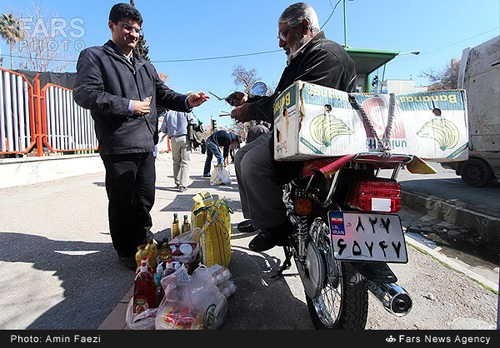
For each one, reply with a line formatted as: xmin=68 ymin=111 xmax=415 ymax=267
xmin=278 ymin=22 xmax=306 ymax=58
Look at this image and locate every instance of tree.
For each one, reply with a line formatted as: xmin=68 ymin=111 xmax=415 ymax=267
xmin=13 ymin=3 xmax=73 ymax=72
xmin=232 ymin=65 xmax=261 ymax=93
xmin=0 ymin=13 xmax=25 ymax=69
xmin=420 ymin=59 xmax=460 ymax=91
xmin=230 ymin=65 xmax=276 ymax=139
xmin=129 ymin=0 xmax=150 ymax=61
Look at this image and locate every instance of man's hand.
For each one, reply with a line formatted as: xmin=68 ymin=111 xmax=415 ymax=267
xmin=187 ymin=92 xmax=210 ymax=107
xmin=225 ymin=91 xmax=248 ymax=106
xmin=230 ymin=103 xmax=252 ymax=123
xmin=133 ymin=100 xmax=151 ymax=115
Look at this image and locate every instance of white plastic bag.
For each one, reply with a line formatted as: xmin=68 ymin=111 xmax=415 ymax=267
xmin=125 ymin=298 xmax=157 ymax=330
xmin=155 ymin=266 xmax=227 ymax=330
xmin=210 ymin=165 xmax=231 ymax=185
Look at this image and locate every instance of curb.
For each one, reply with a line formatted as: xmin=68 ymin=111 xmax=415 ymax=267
xmin=402 ymin=190 xmax=500 ymax=256
xmin=405 ymin=234 xmax=499 ymax=293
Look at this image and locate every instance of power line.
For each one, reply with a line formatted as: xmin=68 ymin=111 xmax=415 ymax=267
xmin=321 ymin=0 xmax=342 ymax=30
xmin=2 ymin=26 xmax=498 ymax=65
xmin=391 ymin=27 xmax=500 ymax=64
xmin=0 ymin=49 xmax=282 ymax=64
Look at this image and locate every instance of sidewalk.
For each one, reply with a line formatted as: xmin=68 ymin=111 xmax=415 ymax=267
xmin=98 ymin=153 xmax=499 ymax=330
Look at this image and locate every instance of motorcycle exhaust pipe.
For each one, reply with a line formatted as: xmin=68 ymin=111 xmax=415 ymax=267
xmin=366 ymin=280 xmax=412 ymax=317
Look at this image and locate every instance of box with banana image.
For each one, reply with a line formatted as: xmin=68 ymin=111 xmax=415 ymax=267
xmin=273 ymin=81 xmax=469 ymax=162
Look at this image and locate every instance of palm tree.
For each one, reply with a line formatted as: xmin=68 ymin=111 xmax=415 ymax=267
xmin=0 ymin=13 xmax=25 ymax=69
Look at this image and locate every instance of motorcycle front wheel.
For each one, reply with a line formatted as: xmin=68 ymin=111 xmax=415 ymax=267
xmin=306 ymin=218 xmax=368 ymax=330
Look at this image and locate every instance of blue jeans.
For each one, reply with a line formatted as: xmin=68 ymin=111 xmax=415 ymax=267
xmin=204 ymin=139 xmax=223 ymax=176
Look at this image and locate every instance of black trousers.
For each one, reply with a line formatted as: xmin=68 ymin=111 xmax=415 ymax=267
xmin=101 ymin=152 xmax=155 ymax=257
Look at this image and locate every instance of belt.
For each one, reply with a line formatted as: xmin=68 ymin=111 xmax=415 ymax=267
xmin=171 ymin=134 xmax=187 ymax=138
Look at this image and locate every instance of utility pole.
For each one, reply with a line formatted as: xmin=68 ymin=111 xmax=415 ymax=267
xmin=343 ymin=0 xmax=348 ymax=47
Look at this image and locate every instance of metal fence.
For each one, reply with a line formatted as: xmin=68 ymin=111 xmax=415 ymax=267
xmin=0 ymin=69 xmax=35 ymax=154
xmin=42 ymin=84 xmax=97 ymax=152
xmin=0 ymin=67 xmax=98 ymax=157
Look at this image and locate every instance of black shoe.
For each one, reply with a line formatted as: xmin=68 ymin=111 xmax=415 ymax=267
xmin=203 ymin=173 xmax=211 ymax=177
xmin=237 ymin=219 xmax=257 ymax=232
xmin=249 ymin=229 xmax=287 ymax=252
xmin=118 ymin=256 xmax=137 ymax=271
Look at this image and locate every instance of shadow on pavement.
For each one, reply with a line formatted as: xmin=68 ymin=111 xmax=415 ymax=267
xmin=221 ymin=248 xmax=313 ymax=330
xmin=0 ymin=232 xmax=134 ymax=329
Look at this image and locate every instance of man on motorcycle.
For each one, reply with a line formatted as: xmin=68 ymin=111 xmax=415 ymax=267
xmin=228 ymin=2 xmax=356 ymax=252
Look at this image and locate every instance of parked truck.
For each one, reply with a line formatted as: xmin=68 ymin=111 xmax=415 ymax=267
xmin=441 ymin=36 xmax=500 ymax=187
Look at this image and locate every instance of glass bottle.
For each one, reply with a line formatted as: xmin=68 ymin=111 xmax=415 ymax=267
xmin=182 ymin=214 xmax=191 ymax=233
xmin=172 ymin=213 xmax=180 ymax=239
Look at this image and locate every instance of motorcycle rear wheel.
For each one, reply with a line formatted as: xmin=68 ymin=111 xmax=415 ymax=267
xmin=306 ymin=219 xmax=368 ymax=330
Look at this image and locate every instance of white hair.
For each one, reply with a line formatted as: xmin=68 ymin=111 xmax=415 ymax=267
xmin=278 ymin=2 xmax=320 ymax=33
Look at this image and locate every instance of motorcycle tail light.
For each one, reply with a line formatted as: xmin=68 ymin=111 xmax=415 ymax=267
xmin=294 ymin=197 xmax=314 ymax=216
xmin=348 ymin=179 xmax=401 ymax=213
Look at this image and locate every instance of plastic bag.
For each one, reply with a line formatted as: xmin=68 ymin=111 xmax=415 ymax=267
xmin=155 ymin=266 xmax=227 ymax=330
xmin=210 ymin=164 xmax=231 ymax=185
xmin=126 ymin=298 xmax=157 ymax=330
xmin=204 ymin=265 xmax=236 ymax=298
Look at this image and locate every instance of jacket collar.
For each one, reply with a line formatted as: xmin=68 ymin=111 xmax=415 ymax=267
xmin=287 ymin=31 xmax=326 ymax=65
xmin=103 ymin=40 xmax=145 ymax=71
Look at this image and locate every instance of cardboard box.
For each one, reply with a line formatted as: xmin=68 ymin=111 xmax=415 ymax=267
xmin=273 ymin=81 xmax=469 ymax=162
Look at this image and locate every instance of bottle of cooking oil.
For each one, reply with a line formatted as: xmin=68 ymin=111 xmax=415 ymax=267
xmin=172 ymin=213 xmax=180 ymax=239
xmin=182 ymin=214 xmax=191 ymax=233
xmin=145 ymin=239 xmax=158 ymax=270
xmin=135 ymin=244 xmax=148 ymax=269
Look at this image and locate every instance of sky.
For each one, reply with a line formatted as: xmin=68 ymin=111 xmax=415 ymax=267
xmin=0 ymin=0 xmax=499 ymax=128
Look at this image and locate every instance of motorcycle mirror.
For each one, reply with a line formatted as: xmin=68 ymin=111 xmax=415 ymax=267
xmin=249 ymin=82 xmax=268 ymax=97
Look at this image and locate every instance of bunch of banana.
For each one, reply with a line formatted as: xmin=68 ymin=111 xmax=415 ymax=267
xmin=417 ymin=117 xmax=460 ymax=151
xmin=310 ymin=113 xmax=353 ymax=147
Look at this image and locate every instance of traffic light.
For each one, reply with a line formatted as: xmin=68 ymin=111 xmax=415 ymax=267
xmin=211 ymin=118 xmax=217 ymax=133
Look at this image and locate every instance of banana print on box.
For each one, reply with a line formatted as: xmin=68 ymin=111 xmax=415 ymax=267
xmin=417 ymin=118 xmax=460 ymax=151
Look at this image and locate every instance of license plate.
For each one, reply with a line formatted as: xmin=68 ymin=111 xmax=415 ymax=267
xmin=328 ymin=212 xmax=408 ymax=263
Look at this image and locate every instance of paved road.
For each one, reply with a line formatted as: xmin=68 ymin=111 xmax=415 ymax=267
xmin=0 ymin=153 xmax=497 ymax=330
xmin=396 ymin=162 xmax=500 ymax=218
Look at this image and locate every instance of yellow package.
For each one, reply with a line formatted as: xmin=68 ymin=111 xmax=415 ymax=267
xmin=191 ymin=192 xmax=214 ymax=230
xmin=200 ymin=198 xmax=233 ymax=268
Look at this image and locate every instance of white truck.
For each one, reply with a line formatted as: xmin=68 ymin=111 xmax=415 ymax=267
xmin=441 ymin=36 xmax=500 ymax=187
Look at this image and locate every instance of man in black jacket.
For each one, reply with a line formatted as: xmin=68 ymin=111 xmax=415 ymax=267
xmin=74 ymin=3 xmax=208 ymax=269
xmin=228 ymin=2 xmax=356 ymax=252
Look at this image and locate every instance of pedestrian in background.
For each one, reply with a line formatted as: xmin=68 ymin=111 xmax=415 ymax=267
xmin=203 ymin=130 xmax=239 ymax=177
xmin=160 ymin=110 xmax=198 ymax=191
xmin=73 ymin=3 xmax=209 ymax=270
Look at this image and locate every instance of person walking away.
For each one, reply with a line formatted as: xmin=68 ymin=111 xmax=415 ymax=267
xmin=73 ymin=3 xmax=209 ymax=270
xmin=203 ymin=130 xmax=239 ymax=177
xmin=227 ymin=2 xmax=356 ymax=251
xmin=159 ymin=110 xmax=198 ymax=191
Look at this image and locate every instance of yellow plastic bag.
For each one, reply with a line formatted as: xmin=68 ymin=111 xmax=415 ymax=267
xmin=200 ymin=198 xmax=234 ymax=268
xmin=191 ymin=192 xmax=214 ymax=230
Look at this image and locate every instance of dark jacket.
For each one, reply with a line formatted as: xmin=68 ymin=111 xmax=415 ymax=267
xmin=245 ymin=32 xmax=356 ymax=182
xmin=208 ymin=130 xmax=237 ymax=158
xmin=74 ymin=40 xmax=190 ymax=155
xmin=247 ymin=31 xmax=356 ymax=123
